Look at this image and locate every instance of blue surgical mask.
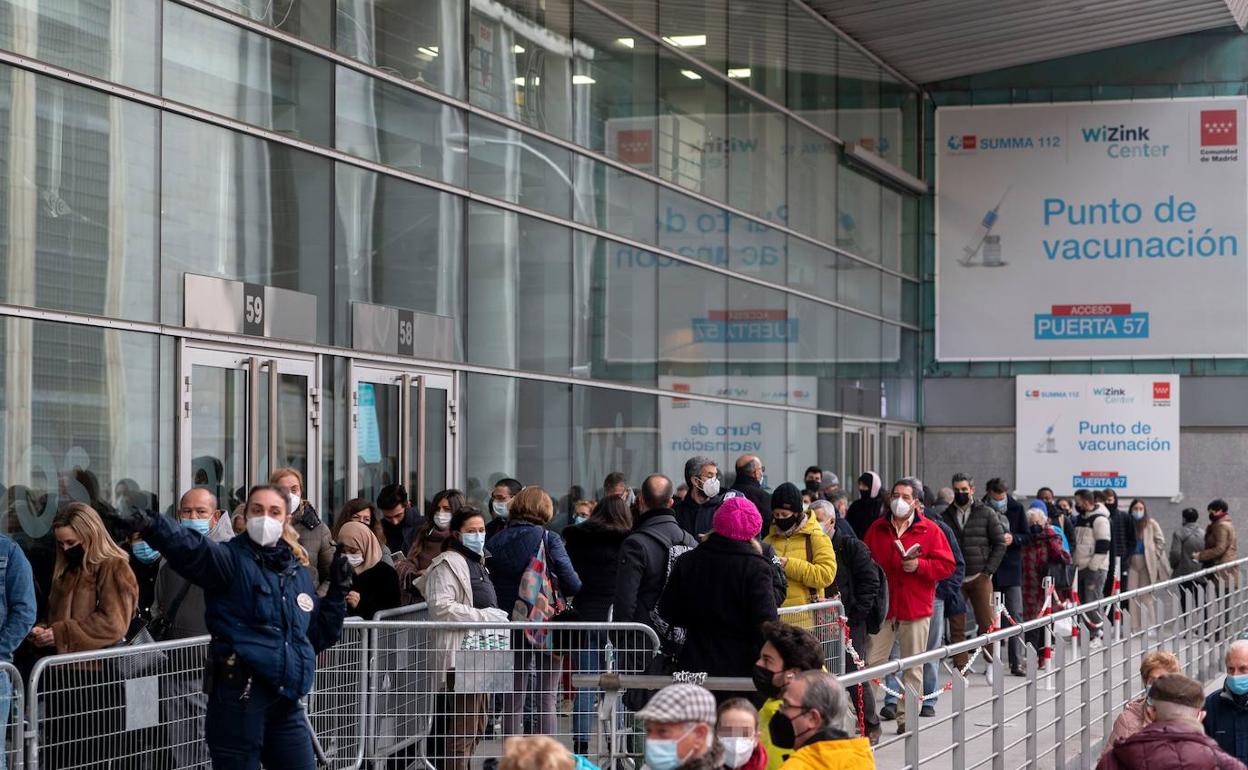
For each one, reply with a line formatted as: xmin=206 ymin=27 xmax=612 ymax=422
xmin=990 ymin=498 xmax=1007 ymax=512
xmin=462 ymin=532 xmax=486 ymax=555
xmin=643 ymin=739 xmax=684 ymax=770
xmin=1228 ymin=674 xmax=1248 ymax=696
xmin=491 ymin=501 xmax=509 ymax=519
xmin=1131 ymin=509 xmax=1145 ymax=521
xmin=181 ymin=518 xmax=211 ymax=536
xmin=573 ymin=515 xmax=588 ymax=526
xmin=131 ymin=542 xmax=160 ymax=564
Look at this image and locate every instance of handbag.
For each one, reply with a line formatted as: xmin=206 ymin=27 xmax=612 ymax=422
xmin=146 ymin=579 xmax=194 ymax=642
xmin=112 ymin=615 xmax=168 ymax=679
xmin=511 ymin=532 xmax=567 ymax=649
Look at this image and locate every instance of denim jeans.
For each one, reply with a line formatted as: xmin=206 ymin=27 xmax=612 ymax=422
xmin=884 ymin=597 xmax=944 ymax=708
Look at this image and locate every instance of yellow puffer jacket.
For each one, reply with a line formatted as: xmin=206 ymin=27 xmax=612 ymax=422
xmin=779 ymin=734 xmax=875 ymax=770
xmin=764 ymin=515 xmax=837 ymax=629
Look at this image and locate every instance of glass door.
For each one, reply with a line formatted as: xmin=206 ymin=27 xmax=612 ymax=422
xmin=841 ymin=420 xmax=880 ymax=486
xmin=349 ymin=363 xmax=456 ymax=513
xmin=884 ymin=427 xmax=917 ymax=485
xmin=178 ymin=343 xmax=319 ymax=513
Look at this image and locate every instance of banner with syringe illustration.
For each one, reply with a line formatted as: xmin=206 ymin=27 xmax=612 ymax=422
xmin=935 ymin=97 xmax=1248 ymax=361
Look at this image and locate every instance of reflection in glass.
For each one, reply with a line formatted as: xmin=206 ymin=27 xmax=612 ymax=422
xmin=356 ymin=380 xmax=398 ymax=502
xmin=0 ymin=319 xmax=159 ymax=546
xmin=0 ymin=66 xmax=158 ymax=320
xmin=163 ymin=3 xmax=333 ymax=146
xmin=336 ymin=66 xmax=465 ymax=184
xmin=421 ymin=384 xmax=448 ymax=507
xmin=190 ymin=364 xmax=247 ymax=514
xmin=161 ymin=114 xmax=332 ymax=342
xmin=336 ymin=0 xmax=462 ymax=97
xmin=570 ymin=0 xmax=657 ymax=158
xmin=465 ymin=203 xmax=572 ymax=374
xmin=333 ymin=164 xmax=462 ymax=349
xmin=657 ymin=261 xmax=726 ymax=397
xmin=468 ymin=113 xmax=572 ymax=219
xmin=202 ymin=0 xmax=331 ymax=47
xmin=0 ymin=0 xmax=158 ymax=91
xmin=589 ymin=233 xmax=658 ymax=387
xmin=573 ymin=386 xmax=656 ymax=502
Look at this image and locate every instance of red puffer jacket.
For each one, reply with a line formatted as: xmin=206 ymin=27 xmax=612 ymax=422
xmin=863 ymin=511 xmax=956 ymax=622
xmin=1097 ymin=720 xmax=1248 ymax=770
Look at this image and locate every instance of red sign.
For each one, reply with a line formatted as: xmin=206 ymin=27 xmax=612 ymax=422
xmin=1050 ymin=304 xmax=1132 ymax=317
xmin=1153 ymin=382 xmax=1171 ymax=400
xmin=616 ymin=129 xmax=653 ymax=165
xmin=962 ymin=135 xmax=977 ymax=150
xmin=1201 ymin=110 xmax=1237 ymax=147
xmin=1079 ymin=471 xmax=1121 ymax=478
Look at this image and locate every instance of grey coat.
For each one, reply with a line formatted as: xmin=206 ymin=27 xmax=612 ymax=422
xmin=941 ymin=501 xmax=1007 ymax=578
xmin=1170 ymin=522 xmax=1207 ymax=577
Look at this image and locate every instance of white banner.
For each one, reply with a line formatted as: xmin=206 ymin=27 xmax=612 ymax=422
xmin=936 ymin=98 xmax=1248 ymax=360
xmin=1015 ymin=374 xmax=1180 ymax=497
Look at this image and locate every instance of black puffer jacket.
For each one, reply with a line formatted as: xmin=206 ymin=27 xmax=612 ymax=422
xmin=613 ymin=509 xmax=697 ymax=627
xmin=846 ymin=496 xmax=885 ymax=541
xmin=563 ymin=520 xmax=630 ymax=622
xmin=941 ymin=501 xmax=1007 ymax=577
xmin=830 ymin=525 xmax=880 ymax=629
xmin=658 ymin=533 xmax=779 ymax=677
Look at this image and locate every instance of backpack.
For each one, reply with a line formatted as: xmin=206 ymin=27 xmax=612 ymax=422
xmin=867 ymin=560 xmax=889 ymax=635
xmin=637 ymin=528 xmax=697 ymax=651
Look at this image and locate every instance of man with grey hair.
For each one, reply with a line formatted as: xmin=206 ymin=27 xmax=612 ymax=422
xmin=772 ymin=671 xmax=875 ymax=768
xmin=730 ymin=454 xmax=773 ymax=535
xmin=1203 ymin=638 xmax=1248 ymax=763
xmin=1102 ymin=673 xmax=1245 ymax=770
xmin=636 ymin=682 xmax=722 ymax=769
xmin=675 ymin=455 xmax=727 ymax=537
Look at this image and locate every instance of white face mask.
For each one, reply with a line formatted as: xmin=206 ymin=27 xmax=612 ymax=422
xmin=491 ymin=501 xmax=509 ymax=519
xmin=246 ymin=515 xmax=286 ymax=548
xmin=718 ymin=737 xmax=756 ymax=769
xmin=700 ymin=476 xmax=721 ymax=498
xmin=890 ymin=497 xmax=912 ymax=520
xmin=287 ymin=492 xmax=301 ymax=513
xmin=434 ymin=512 xmax=452 ymax=529
xmin=345 ymin=553 xmax=364 ymax=568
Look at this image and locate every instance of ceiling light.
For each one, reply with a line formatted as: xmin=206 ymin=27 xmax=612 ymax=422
xmin=680 ymin=69 xmax=702 ymax=80
xmin=514 ymin=76 xmax=541 ymax=86
xmin=664 ymin=34 xmax=707 ymax=48
xmin=727 ymin=68 xmax=750 ymax=79
xmin=417 ymin=46 xmax=439 ymax=58
xmin=513 ymin=44 xmax=526 ymax=54
xmin=616 ymin=37 xmax=635 ymax=48
xmin=572 ymin=74 xmax=596 ymax=85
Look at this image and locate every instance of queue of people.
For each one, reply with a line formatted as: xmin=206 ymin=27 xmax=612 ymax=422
xmin=0 ymin=454 xmax=1242 ymax=770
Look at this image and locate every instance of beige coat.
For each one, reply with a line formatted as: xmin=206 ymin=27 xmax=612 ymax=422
xmin=414 ymin=550 xmax=508 ymax=672
xmin=1132 ymin=518 xmax=1171 ymax=585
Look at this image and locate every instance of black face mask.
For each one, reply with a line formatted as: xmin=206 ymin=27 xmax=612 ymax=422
xmin=774 ymin=515 xmax=800 ymax=533
xmin=953 ymin=491 xmax=971 ymax=507
xmin=1105 ymin=500 xmax=1118 ymax=513
xmin=804 ymin=480 xmax=820 ymax=493
xmin=63 ymin=544 xmax=85 ymax=570
xmin=768 ymin=709 xmax=799 ymax=750
xmin=751 ymin=665 xmax=782 ymax=699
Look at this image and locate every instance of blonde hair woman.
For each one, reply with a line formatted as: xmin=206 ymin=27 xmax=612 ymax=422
xmin=133 ymin=484 xmax=351 ymax=768
xmin=270 ymin=467 xmax=334 ymax=588
xmin=31 ymin=503 xmax=138 ymax=768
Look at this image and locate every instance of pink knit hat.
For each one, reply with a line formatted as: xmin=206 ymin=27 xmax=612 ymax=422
xmin=713 ymin=496 xmax=763 ymax=542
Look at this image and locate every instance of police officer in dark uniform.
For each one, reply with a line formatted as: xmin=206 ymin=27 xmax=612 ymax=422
xmin=133 ymin=483 xmax=350 ymax=769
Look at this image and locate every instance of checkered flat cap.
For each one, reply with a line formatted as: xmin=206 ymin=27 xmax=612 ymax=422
xmin=635 ymin=683 xmax=717 ymax=724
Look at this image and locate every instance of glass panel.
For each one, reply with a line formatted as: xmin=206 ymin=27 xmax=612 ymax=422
xmin=726 ymin=0 xmax=785 ymax=101
xmin=469 ymin=112 xmax=572 ymax=219
xmin=589 ymin=233 xmax=658 ymax=387
xmin=0 ymin=0 xmax=158 ymax=91
xmin=336 ymin=0 xmax=463 ymax=97
xmin=658 ymin=261 xmax=725 ymax=396
xmin=787 ymin=120 xmax=838 ymax=248
xmin=333 ymin=164 xmax=463 ymax=350
xmin=161 ymin=115 xmax=332 ymax=343
xmin=815 ymin=414 xmax=841 ymax=487
xmin=843 ymin=426 xmax=862 ymax=488
xmin=463 ymin=372 xmax=570 ymax=512
xmin=0 ymin=66 xmax=158 ymax=320
xmin=203 ymin=0 xmax=331 ymax=47
xmin=788 ymin=295 xmax=834 ymax=409
xmin=163 ymin=2 xmax=333 ymax=145
xmin=465 ymin=203 xmax=571 ymax=374
xmin=656 ymin=392 xmax=727 ymax=501
xmin=356 ymin=379 xmax=399 ymax=501
xmin=572 ymin=386 xmax=656 ymax=507
xmin=570 ymin=0 xmax=658 ymax=159
xmin=336 ymin=66 xmax=465 ymax=183
xmin=420 ymin=384 xmax=448 ymax=508
xmin=838 ymin=311 xmax=882 ymax=417
xmin=658 ymin=0 xmax=725 ymax=72
xmin=786 ymin=1 xmax=836 ymax=130
xmin=0 ymin=320 xmax=160 ymax=550
xmin=469 ymin=0 xmax=573 ymax=139
xmin=881 ymin=328 xmax=917 ymax=422
xmin=191 ymin=364 xmax=247 ymax=515
xmin=276 ymin=371 xmax=309 ymax=481
xmin=656 ymin=46 xmax=726 ymax=197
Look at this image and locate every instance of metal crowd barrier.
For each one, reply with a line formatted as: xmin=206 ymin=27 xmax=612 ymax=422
xmin=777 ymin=599 xmax=845 ymax=675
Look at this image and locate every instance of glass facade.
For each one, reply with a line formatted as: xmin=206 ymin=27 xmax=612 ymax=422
xmin=0 ymin=0 xmax=920 ymax=529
